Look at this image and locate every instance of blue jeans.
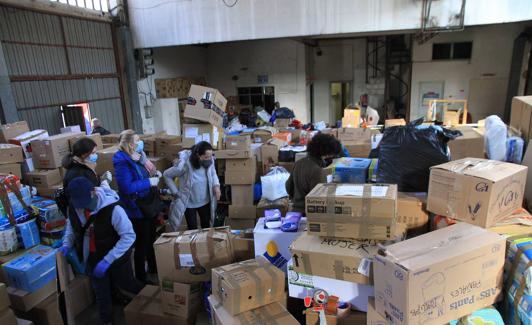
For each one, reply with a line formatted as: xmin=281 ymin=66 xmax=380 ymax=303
xmin=90 ymin=256 xmax=143 ymax=323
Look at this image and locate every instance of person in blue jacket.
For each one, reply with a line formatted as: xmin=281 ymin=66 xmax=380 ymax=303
xmin=113 ymin=129 xmax=161 ymax=284
xmin=60 ymin=177 xmax=142 ymax=325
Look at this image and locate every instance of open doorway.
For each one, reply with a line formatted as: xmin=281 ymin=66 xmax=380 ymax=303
xmin=61 ymin=103 xmax=92 ymax=133
xmin=330 ymin=82 xmax=352 ymax=124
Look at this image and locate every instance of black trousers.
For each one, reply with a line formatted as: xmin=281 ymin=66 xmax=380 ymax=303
xmin=131 ymin=218 xmax=157 ymax=282
xmin=184 ymin=203 xmax=210 ymax=230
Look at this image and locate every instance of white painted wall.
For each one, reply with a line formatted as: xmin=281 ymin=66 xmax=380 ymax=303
xmin=128 ymin=0 xmax=532 ymax=48
xmin=410 ymin=22 xmax=529 ymax=121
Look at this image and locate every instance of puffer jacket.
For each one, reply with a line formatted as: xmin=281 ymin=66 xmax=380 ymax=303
xmin=163 ymin=150 xmax=220 ymax=230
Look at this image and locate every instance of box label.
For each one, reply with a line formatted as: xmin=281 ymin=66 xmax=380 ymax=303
xmin=179 ymin=254 xmax=195 ymax=267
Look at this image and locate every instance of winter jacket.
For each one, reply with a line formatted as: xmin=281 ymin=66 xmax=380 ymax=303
xmin=62 ymin=186 xmax=135 ymax=266
xmin=163 ymin=150 xmax=220 ymax=230
xmin=113 ymin=150 xmax=151 ymax=219
xmin=285 ymin=155 xmax=326 ymax=212
xmin=62 ymin=156 xmax=99 ymax=189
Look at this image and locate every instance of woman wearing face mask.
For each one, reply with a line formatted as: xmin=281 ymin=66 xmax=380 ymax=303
xmin=62 ymin=137 xmax=112 ymax=189
xmin=286 ymin=133 xmax=341 ymax=213
xmin=163 ymin=141 xmax=221 ymax=231
xmin=113 ymin=130 xmax=161 ymax=284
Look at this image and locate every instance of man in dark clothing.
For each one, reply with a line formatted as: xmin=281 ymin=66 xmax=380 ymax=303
xmin=91 ymin=118 xmax=111 ymax=135
xmin=286 ymin=133 xmax=341 ymax=212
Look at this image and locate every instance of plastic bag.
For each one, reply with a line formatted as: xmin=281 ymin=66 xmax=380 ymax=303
xmin=261 ymin=167 xmax=290 ymax=201
xmin=376 ymin=118 xmax=461 ymax=192
xmin=506 ymin=136 xmax=524 ymax=164
xmin=485 ymin=115 xmax=507 ymax=161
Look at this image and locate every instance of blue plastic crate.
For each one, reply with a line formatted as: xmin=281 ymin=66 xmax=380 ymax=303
xmin=3 ymin=245 xmax=56 ymax=292
xmin=332 ymin=157 xmax=372 ymax=183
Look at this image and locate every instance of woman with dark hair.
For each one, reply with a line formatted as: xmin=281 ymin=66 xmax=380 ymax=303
xmin=163 ymin=141 xmax=221 ymax=230
xmin=286 ymin=133 xmax=341 ymax=212
xmin=62 ymin=137 xmax=112 ymax=189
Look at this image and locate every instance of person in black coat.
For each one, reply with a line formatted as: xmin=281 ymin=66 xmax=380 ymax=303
xmin=62 ymin=137 xmax=112 ymax=189
xmin=91 ymin=118 xmax=111 ymax=136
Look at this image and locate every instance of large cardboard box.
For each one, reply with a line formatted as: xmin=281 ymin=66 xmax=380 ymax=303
xmin=397 ymin=192 xmax=429 ymax=230
xmin=254 ymin=217 xmax=306 ymax=273
xmin=144 ymin=137 xmax=156 ymax=155
xmin=253 ymin=129 xmax=276 ymax=144
xmin=19 ymin=294 xmax=61 ymax=325
xmin=215 ymin=149 xmax=252 ymax=159
xmin=208 ymin=295 xmax=298 ymax=325
xmin=289 ymin=232 xmax=376 ymax=284
xmin=230 ymin=233 xmax=255 ymax=262
xmin=68 ymin=133 xmax=103 ymax=151
xmin=149 ymin=157 xmax=171 ymax=173
xmin=510 ymin=95 xmax=532 ymax=143
xmin=68 ymin=276 xmax=93 ymax=317
xmin=100 ymin=134 xmax=120 ymax=144
xmin=225 ymin=157 xmax=256 ymax=185
xmin=231 ymin=185 xmax=254 ymax=206
xmin=225 ymin=135 xmax=251 ymax=150
xmin=367 ymin=297 xmax=390 ymax=325
xmin=31 ymin=133 xmax=83 ymax=169
xmin=337 ymin=128 xmax=372 ymax=142
xmin=373 ymin=223 xmax=505 ymax=325
xmin=0 ymin=308 xmax=16 ymax=325
xmin=184 ymin=85 xmax=227 ymax=127
xmin=182 ymin=123 xmax=220 ymax=149
xmin=225 ymin=218 xmax=256 ymax=230
xmin=155 ymin=135 xmax=181 ymax=154
xmin=95 ymin=146 xmax=119 ymax=176
xmin=25 ymin=169 xmax=61 ymax=188
xmin=154 ymin=228 xmax=234 ymax=284
xmin=0 ymin=163 xmax=21 ymax=179
xmin=287 ymin=259 xmax=373 ymax=312
xmin=0 ymin=144 xmax=23 ymax=164
xmin=160 ymin=280 xmax=200 ymax=318
xmin=211 ymin=257 xmax=285 ymax=315
xmin=124 ymin=285 xmax=195 ymax=325
xmin=7 ymin=279 xmax=56 ymax=312
xmin=0 ymin=121 xmax=29 ymax=144
xmin=427 ymin=158 xmax=528 ymax=228
xmin=343 ymin=142 xmax=372 ymax=158
xmin=448 ymin=127 xmax=484 ymax=161
xmin=228 ymin=205 xmax=256 ymax=219
xmin=9 ymin=130 xmax=49 ymax=159
xmin=35 ymin=185 xmax=61 ymax=199
xmin=158 ymin=143 xmax=182 ymax=161
xmin=306 ymin=183 xmax=398 ymax=240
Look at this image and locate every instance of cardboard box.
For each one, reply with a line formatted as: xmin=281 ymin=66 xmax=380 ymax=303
xmin=184 ymin=85 xmax=227 ymax=127
xmin=256 ymin=197 xmax=289 ymax=219
xmin=261 ymin=141 xmax=283 ymax=167
xmin=158 ymin=143 xmax=182 ymax=160
xmin=7 ymin=279 xmax=56 ymax=312
xmin=182 ymin=124 xmax=220 ymax=149
xmin=211 ymin=257 xmax=285 ymax=315
xmin=231 ymin=185 xmax=254 ymax=206
xmin=342 ymin=142 xmax=372 ymax=158
xmin=253 ymin=129 xmax=275 ymax=144
xmin=215 ymin=149 xmax=252 ymax=159
xmin=149 ymin=157 xmax=171 ymax=173
xmin=60 ymin=125 xmax=81 ymax=134
xmin=305 ymin=309 xmax=367 ymax=325
xmin=35 ymin=185 xmax=61 ymax=199
xmin=231 ymin=234 xmax=255 ymax=262
xmin=68 ymin=276 xmax=93 ymax=317
xmin=3 ymin=246 xmax=56 ymax=293
xmin=225 ymin=157 xmax=256 ymax=185
xmin=208 ymin=295 xmax=298 ymax=325
xmin=289 ymin=231 xmax=376 ymax=284
xmin=0 ymin=283 xmax=9 ymax=310
xmin=95 ymin=146 xmax=119 ymax=176
xmin=384 ymin=119 xmax=406 ymax=128
xmin=24 ymin=169 xmax=61 ymax=187
xmin=510 ymin=96 xmax=532 ymax=143
xmin=287 ymin=259 xmax=373 ymax=312
xmin=0 ymin=308 xmax=16 ymax=325
xmin=154 ymin=228 xmax=234 ymax=284
xmin=448 ymin=127 xmax=484 ymax=161
xmin=144 ymin=137 xmax=156 ymax=154
xmin=306 ymin=183 xmax=398 ymax=240
xmin=274 ymin=118 xmax=291 ymax=128
xmin=373 ymin=223 xmax=505 ymax=325
xmin=124 ymin=285 xmax=195 ymax=325
xmin=9 ymin=130 xmax=49 ymax=159
xmin=160 ymin=280 xmax=200 ymax=318
xmin=0 ymin=164 xmax=21 ymax=179
xmin=337 ymin=128 xmax=372 ymax=142
xmin=225 ymin=135 xmax=251 ymax=150
xmin=397 ymin=192 xmax=429 ymax=230
xmin=19 ymin=294 xmax=61 ymax=325
xmin=155 ymin=135 xmax=181 ymax=153
xmin=68 ymin=133 xmax=103 ymax=151
xmin=31 ymin=133 xmax=83 ymax=169
xmin=0 ymin=121 xmax=29 ymax=144
xmin=100 ymin=134 xmax=120 ymax=144
xmin=228 ymin=205 xmax=256 ymax=219
xmin=427 ymin=158 xmax=528 ymax=228
xmin=367 ymin=297 xmax=390 ymax=325
xmin=225 ymin=218 xmax=256 ymax=230
xmin=0 ymin=144 xmax=23 ymax=164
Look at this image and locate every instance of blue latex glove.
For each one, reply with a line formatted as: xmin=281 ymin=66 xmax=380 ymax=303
xmin=58 ymin=246 xmax=71 ymax=257
xmin=92 ymin=260 xmax=111 ymax=279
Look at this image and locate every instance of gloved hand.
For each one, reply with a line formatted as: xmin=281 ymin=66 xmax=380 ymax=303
xmin=92 ymin=260 xmax=111 ymax=279
xmin=155 ymin=170 xmax=162 ymax=178
xmin=101 ymin=171 xmax=112 ymax=184
xmin=149 ymin=177 xmax=160 ymax=187
xmin=58 ymin=245 xmax=71 ymax=257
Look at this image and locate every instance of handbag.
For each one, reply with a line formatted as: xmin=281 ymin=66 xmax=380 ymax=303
xmin=135 ymin=187 xmax=164 ymax=218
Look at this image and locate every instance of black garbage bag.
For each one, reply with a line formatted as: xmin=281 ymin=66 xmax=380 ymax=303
xmin=376 ymin=118 xmax=462 ymax=192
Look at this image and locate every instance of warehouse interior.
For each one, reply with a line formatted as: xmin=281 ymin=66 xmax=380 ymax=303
xmin=0 ymin=0 xmax=531 ymax=324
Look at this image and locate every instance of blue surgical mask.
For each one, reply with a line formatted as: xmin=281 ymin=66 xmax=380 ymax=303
xmin=135 ymin=140 xmax=144 ymax=153
xmin=87 ymin=153 xmax=98 ymax=163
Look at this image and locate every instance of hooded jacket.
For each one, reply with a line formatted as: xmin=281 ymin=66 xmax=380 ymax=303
xmin=163 ymin=150 xmax=220 ymax=230
xmin=62 ymin=186 xmax=135 ymax=265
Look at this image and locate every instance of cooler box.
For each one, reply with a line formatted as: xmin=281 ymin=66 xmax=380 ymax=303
xmin=3 ymin=245 xmax=56 ymax=292
xmin=332 ymin=157 xmax=371 ymax=183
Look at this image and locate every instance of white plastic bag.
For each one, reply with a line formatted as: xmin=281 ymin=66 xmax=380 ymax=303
xmin=485 ymin=115 xmax=507 ymax=161
xmin=261 ymin=167 xmax=290 ymax=201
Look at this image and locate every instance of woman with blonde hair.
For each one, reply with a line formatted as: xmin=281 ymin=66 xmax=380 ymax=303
xmin=113 ymin=129 xmax=162 ymax=283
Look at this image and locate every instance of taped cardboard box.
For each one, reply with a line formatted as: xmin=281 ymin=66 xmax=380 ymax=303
xmin=305 ymin=309 xmax=367 ymax=325
xmin=306 ymin=183 xmax=398 ymax=240
xmin=230 ymin=233 xmax=255 ymax=262
xmin=342 ymin=142 xmax=372 ymax=158
xmin=25 ymin=169 xmax=61 ymax=188
xmin=9 ymin=130 xmax=49 ymax=159
xmin=158 ymin=143 xmax=182 ymax=161
xmin=155 ymin=135 xmax=181 ymax=154
xmin=225 ymin=157 xmax=256 ymax=185
xmin=68 ymin=133 xmax=103 ymax=152
xmin=225 ymin=218 xmax=256 ymax=230
xmin=337 ymin=128 xmax=372 ymax=142
xmin=0 ymin=144 xmax=23 ymax=164
xmin=373 ymin=223 xmax=505 ymax=325
xmin=397 ymin=192 xmax=429 ymax=231
xmin=0 ymin=121 xmax=29 ymax=144
xmin=95 ymin=146 xmax=119 ymax=176
xmin=184 ymin=85 xmax=227 ymax=128
xmin=427 ymin=158 xmax=527 ymax=228
xmin=0 ymin=163 xmax=21 ymax=179
xmin=509 ymin=95 xmax=532 ymax=143
xmin=7 ymin=279 xmax=56 ymax=312
xmin=124 ymin=285 xmax=195 ymax=325
xmin=228 ymin=205 xmax=256 ymax=219
xmin=225 ymin=135 xmax=251 ymax=150
xmin=154 ymin=227 xmax=234 ymax=284
xmin=367 ymin=297 xmax=390 ymax=325
xmin=215 ymin=149 xmax=252 ymax=159
xmin=35 ymin=185 xmax=61 ymax=199
xmin=15 ymin=294 xmax=61 ymax=325
xmin=208 ymin=295 xmax=298 ymax=325
xmin=31 ymin=132 xmax=84 ymax=169
xmin=100 ymin=134 xmax=120 ymax=144
xmin=211 ymin=257 xmax=285 ymax=315
xmin=149 ymin=157 xmax=171 ymax=173
xmin=160 ymin=280 xmax=201 ymax=318
xmin=182 ymin=124 xmax=220 ymax=149
xmin=231 ymin=185 xmax=254 ymax=206
xmin=448 ymin=127 xmax=484 ymax=161
xmin=0 ymin=308 xmax=16 ymax=325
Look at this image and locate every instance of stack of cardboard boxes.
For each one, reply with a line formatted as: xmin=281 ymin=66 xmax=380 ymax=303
xmin=336 ymin=127 xmax=372 ymax=158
